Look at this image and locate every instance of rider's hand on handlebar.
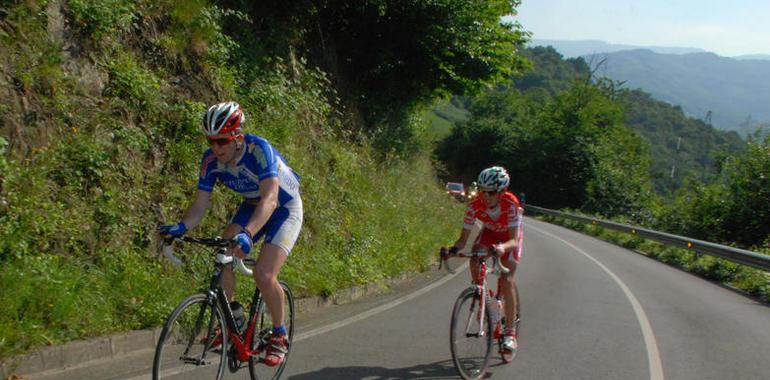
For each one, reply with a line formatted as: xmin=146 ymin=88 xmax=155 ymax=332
xmin=231 ymin=231 xmax=252 ymax=258
xmin=440 ymin=246 xmax=460 ymax=259
xmin=492 ymin=243 xmax=505 ymax=256
xmin=159 ymin=222 xmax=187 ymax=238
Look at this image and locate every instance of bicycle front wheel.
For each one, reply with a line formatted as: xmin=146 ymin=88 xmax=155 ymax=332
xmin=248 ymin=280 xmax=295 ymax=380
xmin=450 ymin=287 xmax=493 ymax=380
xmin=153 ymin=293 xmax=227 ymax=380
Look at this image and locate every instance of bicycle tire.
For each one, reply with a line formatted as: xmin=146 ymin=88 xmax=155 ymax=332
xmin=153 ymin=293 xmax=227 ymax=380
xmin=248 ymin=281 xmax=295 ymax=380
xmin=450 ymin=287 xmax=493 ymax=380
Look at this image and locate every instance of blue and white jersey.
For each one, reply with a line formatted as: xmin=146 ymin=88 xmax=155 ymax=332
xmin=197 ymin=134 xmax=301 ymax=207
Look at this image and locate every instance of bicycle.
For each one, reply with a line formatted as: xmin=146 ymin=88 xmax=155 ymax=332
xmin=153 ymin=236 xmax=295 ymax=380
xmin=439 ymin=246 xmax=521 ymax=380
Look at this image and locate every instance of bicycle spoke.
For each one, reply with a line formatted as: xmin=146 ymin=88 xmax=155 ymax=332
xmin=450 ymin=288 xmax=492 ymax=380
xmin=153 ymin=295 xmax=227 ymax=380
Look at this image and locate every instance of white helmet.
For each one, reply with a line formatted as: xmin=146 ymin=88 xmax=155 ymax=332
xmin=201 ymin=101 xmax=244 ymax=136
xmin=477 ymin=166 xmax=510 ymax=191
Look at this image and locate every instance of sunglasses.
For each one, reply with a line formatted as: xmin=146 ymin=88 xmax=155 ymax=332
xmin=207 ymin=136 xmax=236 ymax=146
xmin=481 ymin=190 xmax=500 ymax=196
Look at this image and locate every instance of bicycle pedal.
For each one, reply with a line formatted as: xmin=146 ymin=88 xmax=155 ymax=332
xmin=181 ymin=356 xmax=209 ymax=365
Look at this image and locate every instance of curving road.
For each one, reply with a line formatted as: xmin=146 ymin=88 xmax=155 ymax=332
xmin=39 ymin=217 xmax=770 ymax=379
xmin=281 ymin=217 xmax=770 ymax=380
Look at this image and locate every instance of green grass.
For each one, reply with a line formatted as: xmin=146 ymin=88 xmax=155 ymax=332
xmin=421 ymin=109 xmax=454 ymax=142
xmin=421 ymin=100 xmax=470 ymax=142
xmin=0 ymin=1 xmax=464 ymax=359
xmin=433 ymin=100 xmax=470 ymax=124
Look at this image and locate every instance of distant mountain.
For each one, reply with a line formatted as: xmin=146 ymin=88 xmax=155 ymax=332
xmin=530 ymin=39 xmax=705 ymax=58
xmin=588 ymin=49 xmax=770 ymax=132
xmin=733 ymin=54 xmax=770 ymax=61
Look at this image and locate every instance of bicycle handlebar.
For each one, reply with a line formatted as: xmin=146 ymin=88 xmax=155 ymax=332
xmin=160 ymin=235 xmax=254 ymax=276
xmin=439 ymin=246 xmax=511 ymax=275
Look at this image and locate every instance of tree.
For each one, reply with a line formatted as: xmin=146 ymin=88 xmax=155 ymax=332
xmin=223 ymin=0 xmax=530 ymax=153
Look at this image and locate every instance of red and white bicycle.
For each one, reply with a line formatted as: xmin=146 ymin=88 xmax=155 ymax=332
xmin=440 ymin=246 xmax=520 ymax=380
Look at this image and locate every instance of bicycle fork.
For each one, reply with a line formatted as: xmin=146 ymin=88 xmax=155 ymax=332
xmin=181 ymin=294 xmax=220 ymax=365
xmin=464 ymin=284 xmax=488 ymax=338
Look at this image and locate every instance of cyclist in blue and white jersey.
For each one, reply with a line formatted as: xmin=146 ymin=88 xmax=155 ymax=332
xmin=160 ymin=101 xmax=300 ymax=366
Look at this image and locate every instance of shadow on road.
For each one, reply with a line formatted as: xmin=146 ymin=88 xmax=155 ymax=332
xmin=287 ymin=358 xmax=502 ymax=379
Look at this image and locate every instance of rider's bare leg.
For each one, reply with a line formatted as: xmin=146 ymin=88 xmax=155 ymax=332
xmin=253 ymin=243 xmax=287 ymax=328
xmin=500 ymin=258 xmax=518 ymax=330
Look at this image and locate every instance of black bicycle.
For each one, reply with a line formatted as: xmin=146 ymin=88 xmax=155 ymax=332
xmin=153 ymin=236 xmax=295 ymax=380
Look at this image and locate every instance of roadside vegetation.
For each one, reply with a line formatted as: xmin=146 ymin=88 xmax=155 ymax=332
xmin=435 ymin=46 xmax=769 ymax=301
xmin=3 ymin=0 xmax=766 ymax=362
xmin=0 ymin=0 xmax=528 ymax=358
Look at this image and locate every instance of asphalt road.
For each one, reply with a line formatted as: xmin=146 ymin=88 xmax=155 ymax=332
xmin=36 ymin=217 xmax=770 ymax=379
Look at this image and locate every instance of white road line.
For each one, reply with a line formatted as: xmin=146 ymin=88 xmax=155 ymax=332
xmin=294 ymin=220 xmax=482 ymax=342
xmin=530 ymin=224 xmax=664 ymax=380
xmin=294 ymin=261 xmax=469 ymax=342
xmin=134 ymin=221 xmax=486 ymax=380
xmin=131 ymin=261 xmax=470 ymax=380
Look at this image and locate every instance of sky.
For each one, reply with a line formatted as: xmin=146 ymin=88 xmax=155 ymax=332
xmin=512 ymin=0 xmax=770 ymax=57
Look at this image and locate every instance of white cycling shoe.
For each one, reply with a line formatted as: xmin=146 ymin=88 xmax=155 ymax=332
xmin=502 ymin=334 xmax=518 ymax=352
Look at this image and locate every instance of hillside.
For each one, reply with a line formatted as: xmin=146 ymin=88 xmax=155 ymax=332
xmin=433 ymin=47 xmax=746 ymax=195
xmin=0 ymin=1 xmax=530 ymax=359
xmin=589 ymin=49 xmax=770 ymax=133
xmin=619 ymin=89 xmax=745 ymax=194
xmin=733 ymin=54 xmax=770 ymax=61
xmin=530 ymin=39 xmax=705 ymax=57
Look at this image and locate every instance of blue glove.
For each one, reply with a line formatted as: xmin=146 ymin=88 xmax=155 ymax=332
xmin=159 ymin=222 xmax=187 ymax=237
xmin=235 ymin=232 xmax=253 ymax=255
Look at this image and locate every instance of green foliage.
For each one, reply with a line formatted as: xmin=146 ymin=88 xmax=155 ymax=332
xmin=149 ymin=0 xmax=249 ymax=68
xmin=1 ymin=1 xmax=66 ymax=105
xmin=659 ymin=136 xmax=770 ymax=248
xmin=619 ymin=89 xmax=745 ymax=194
xmin=513 ymin=46 xmax=589 ymax=96
xmin=67 ymin=0 xmax=136 ymax=45
xmin=439 ymin=76 xmax=653 ymax=218
xmin=103 ymin=51 xmax=163 ymax=111
xmin=0 ymin=1 xmax=465 ymax=359
xmin=237 ymin=0 xmax=529 ymax=154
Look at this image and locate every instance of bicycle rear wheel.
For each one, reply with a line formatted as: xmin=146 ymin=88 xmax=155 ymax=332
xmin=153 ymin=293 xmax=227 ymax=380
xmin=248 ymin=281 xmax=295 ymax=380
xmin=450 ymin=287 xmax=493 ymax=380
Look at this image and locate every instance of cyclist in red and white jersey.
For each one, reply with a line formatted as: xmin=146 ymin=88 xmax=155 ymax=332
xmin=449 ymin=166 xmax=523 ymax=353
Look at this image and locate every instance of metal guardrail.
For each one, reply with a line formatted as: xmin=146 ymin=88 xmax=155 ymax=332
xmin=525 ymin=204 xmax=770 ymax=272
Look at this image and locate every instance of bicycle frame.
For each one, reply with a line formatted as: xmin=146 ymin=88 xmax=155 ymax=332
xmin=202 ymin=251 xmax=270 ymax=363
xmin=156 ymin=235 xmax=296 ymax=380
xmin=163 ymin=237 xmax=269 ymax=364
xmin=444 ymin=249 xmax=510 ymax=339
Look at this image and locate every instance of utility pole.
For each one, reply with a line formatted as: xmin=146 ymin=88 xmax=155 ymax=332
xmin=671 ymin=137 xmax=682 ymax=179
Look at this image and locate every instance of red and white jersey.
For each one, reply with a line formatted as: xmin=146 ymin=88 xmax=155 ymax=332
xmin=463 ymin=191 xmax=524 ymax=260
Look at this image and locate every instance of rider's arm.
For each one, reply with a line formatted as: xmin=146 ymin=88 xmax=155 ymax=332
xmin=494 ymin=226 xmax=520 ymax=253
xmin=493 ymin=204 xmax=523 ymax=254
xmin=454 ymin=200 xmax=478 ymax=250
xmin=242 ymin=176 xmax=279 ymax=238
xmin=453 ymin=228 xmax=471 ymax=251
xmin=180 ymin=190 xmax=212 ymax=230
